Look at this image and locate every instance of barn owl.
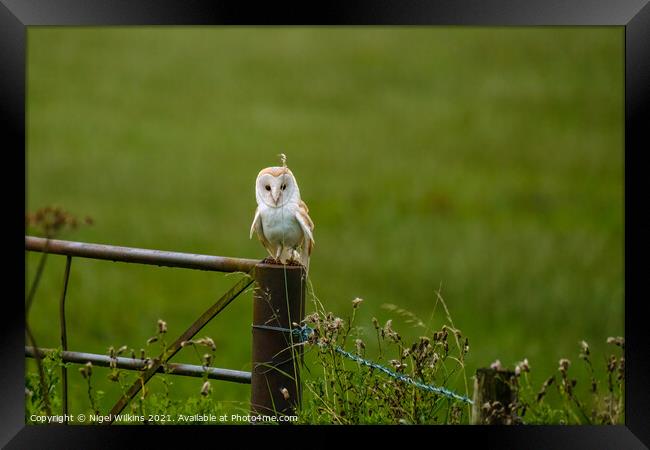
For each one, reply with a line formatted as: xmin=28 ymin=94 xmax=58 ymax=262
xmin=250 ymin=160 xmax=314 ymax=272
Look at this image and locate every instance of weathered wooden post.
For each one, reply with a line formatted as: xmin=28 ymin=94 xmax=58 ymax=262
xmin=251 ymin=263 xmax=306 ymax=418
xmin=471 ymin=368 xmax=519 ymax=425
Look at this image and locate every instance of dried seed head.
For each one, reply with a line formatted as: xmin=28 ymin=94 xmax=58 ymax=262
xmin=606 ymin=336 xmax=624 ymax=348
xmin=305 ymin=313 xmax=320 ymax=324
xmin=85 ymin=361 xmax=93 ymax=376
xmin=607 ymin=355 xmax=617 ymax=372
xmin=558 ymin=358 xmax=571 ymax=373
xmin=580 ymin=340 xmax=590 ymax=356
xmin=130 ymin=349 xmax=136 ymax=359
xmin=157 ymin=319 xmax=167 ymax=334
xmin=140 ymin=348 xmax=145 ymax=359
xmin=280 ymin=387 xmax=290 ymax=400
xmin=330 ymin=317 xmax=344 ymax=331
xmin=195 ymin=337 xmax=216 ymax=351
xmin=389 ymin=360 xmax=407 ymax=371
xmin=200 ymin=381 xmax=211 ymax=396
xmin=108 ymin=346 xmax=115 ymax=358
xmin=117 ymin=345 xmax=128 ymax=355
xmin=203 ymin=353 xmax=213 ymax=366
xmin=355 ymin=338 xmax=365 ymax=353
xmin=146 ymin=336 xmax=158 ymax=345
xmin=372 ymin=317 xmax=379 ymax=329
xmin=490 ymin=360 xmax=503 ymax=371
xmin=352 ymin=297 xmax=364 ymax=308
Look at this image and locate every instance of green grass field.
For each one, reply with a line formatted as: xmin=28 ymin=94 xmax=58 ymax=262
xmin=26 ymin=27 xmax=623 ymax=419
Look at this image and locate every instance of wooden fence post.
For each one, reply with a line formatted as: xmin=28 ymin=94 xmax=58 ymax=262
xmin=471 ymin=368 xmax=519 ymax=425
xmin=251 ymin=263 xmax=306 ymax=418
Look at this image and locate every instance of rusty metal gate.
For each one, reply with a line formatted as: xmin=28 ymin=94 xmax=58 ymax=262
xmin=25 ymin=236 xmax=305 ymax=423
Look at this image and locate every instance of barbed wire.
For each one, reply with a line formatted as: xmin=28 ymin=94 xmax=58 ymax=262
xmin=252 ymin=323 xmax=474 ymax=404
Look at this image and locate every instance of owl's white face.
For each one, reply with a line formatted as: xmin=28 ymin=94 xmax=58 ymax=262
xmin=256 ymin=169 xmax=298 ymax=208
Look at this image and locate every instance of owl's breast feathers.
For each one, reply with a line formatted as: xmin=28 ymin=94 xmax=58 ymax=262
xmin=251 ymin=201 xmax=314 ymax=250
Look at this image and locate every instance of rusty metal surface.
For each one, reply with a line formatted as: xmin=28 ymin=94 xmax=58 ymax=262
xmin=251 ymin=263 xmax=306 ymax=417
xmin=26 ymin=347 xmax=251 ymax=384
xmin=26 ymin=236 xmax=259 ymax=273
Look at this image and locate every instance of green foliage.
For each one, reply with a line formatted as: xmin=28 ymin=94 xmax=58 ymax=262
xmin=513 ymin=337 xmax=625 ymax=425
xmin=25 ymin=307 xmax=625 ymax=425
xmin=25 ymin=349 xmax=62 ymax=421
xmin=298 ymin=294 xmax=471 ymax=424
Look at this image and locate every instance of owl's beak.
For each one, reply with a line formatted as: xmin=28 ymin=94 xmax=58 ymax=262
xmin=271 ymin=187 xmax=281 ymax=205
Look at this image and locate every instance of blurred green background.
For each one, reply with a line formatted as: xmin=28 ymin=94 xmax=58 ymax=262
xmin=26 ymin=27 xmax=623 ymax=417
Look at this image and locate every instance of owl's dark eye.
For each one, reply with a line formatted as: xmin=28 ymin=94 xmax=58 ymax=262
xmin=265 ymin=185 xmax=271 ymax=191
xmin=281 ymin=184 xmax=286 ymax=191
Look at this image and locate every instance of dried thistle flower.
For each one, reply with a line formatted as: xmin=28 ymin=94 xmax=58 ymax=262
xmin=203 ymin=353 xmax=213 ymax=367
xmin=146 ymin=336 xmax=158 ymax=345
xmin=352 ymin=297 xmax=363 ymax=308
xmin=157 ymin=319 xmax=167 ymax=334
xmin=607 ymin=355 xmax=617 ymax=373
xmin=372 ymin=317 xmax=379 ymax=330
xmin=329 ymin=317 xmax=344 ymax=331
xmin=606 ymin=336 xmax=624 ymax=348
xmin=305 ymin=313 xmax=320 ymax=324
xmin=355 ymin=338 xmax=365 ymax=354
xmin=79 ymin=361 xmax=93 ymax=379
xmin=280 ymin=387 xmax=290 ymax=400
xmin=490 ymin=359 xmax=503 ymax=371
xmin=200 ymin=381 xmax=211 ymax=396
xmin=558 ymin=358 xmax=571 ymax=374
xmin=195 ymin=337 xmax=216 ymax=351
xmin=389 ymin=359 xmax=407 ymax=371
xmin=117 ymin=345 xmax=128 ymax=355
xmin=580 ymin=340 xmax=590 ymax=356
xmin=515 ymin=358 xmax=530 ymax=376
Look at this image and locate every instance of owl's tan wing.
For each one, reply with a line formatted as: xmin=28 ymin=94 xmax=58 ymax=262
xmin=250 ymin=207 xmax=274 ymax=256
xmin=295 ymin=201 xmax=315 ymax=250
xmin=295 ymin=201 xmax=315 ymax=274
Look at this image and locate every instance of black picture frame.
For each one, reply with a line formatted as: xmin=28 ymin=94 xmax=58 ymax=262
xmin=2 ymin=1 xmax=648 ymax=447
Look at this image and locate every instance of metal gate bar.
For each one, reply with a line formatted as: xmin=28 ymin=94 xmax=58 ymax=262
xmin=26 ymin=347 xmax=251 ymax=384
